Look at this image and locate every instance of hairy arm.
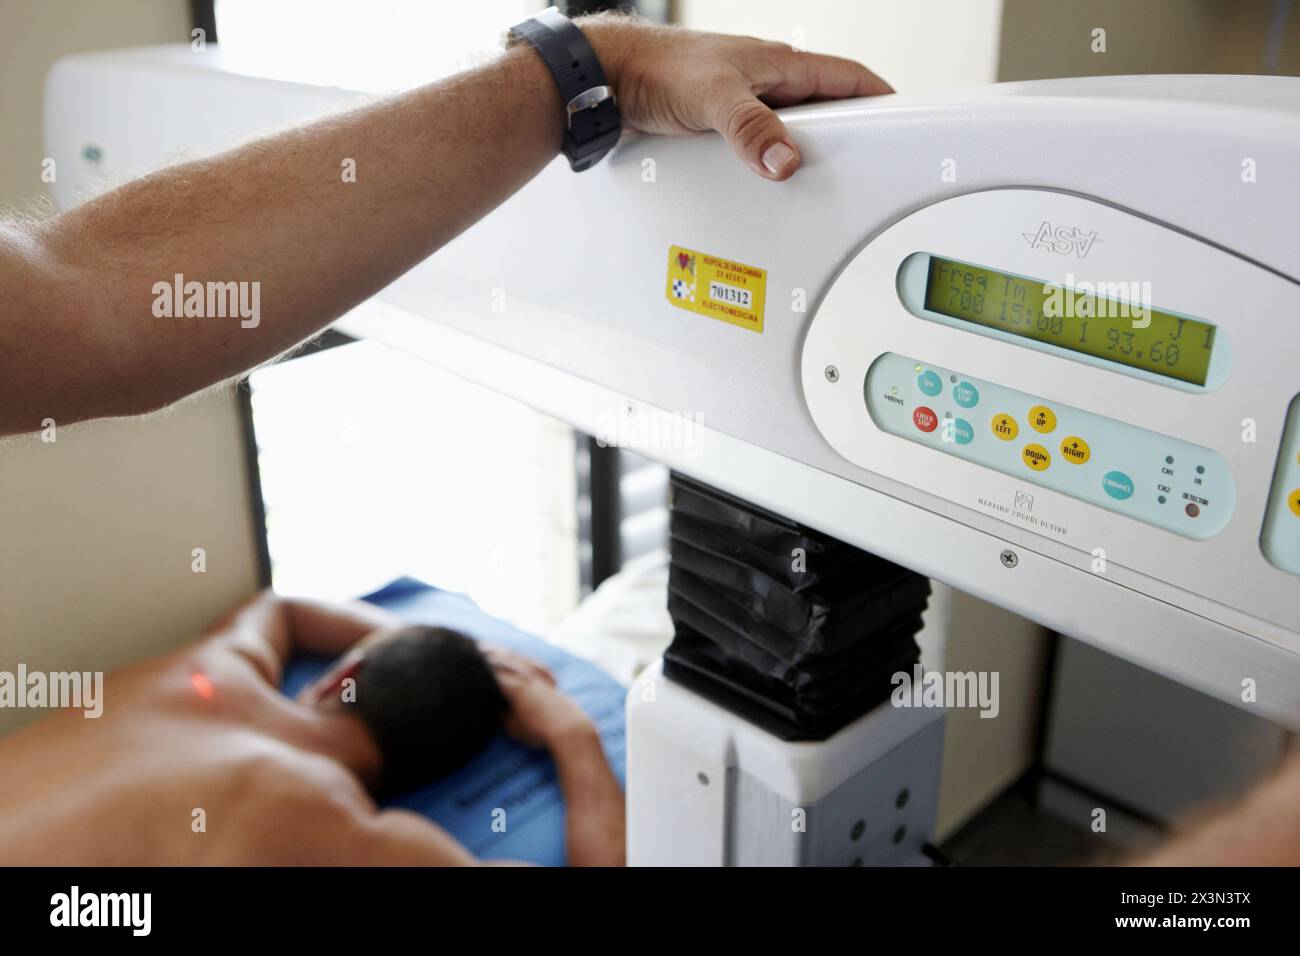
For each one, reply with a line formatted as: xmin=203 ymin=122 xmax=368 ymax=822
xmin=0 ymin=15 xmax=889 ymax=437
xmin=0 ymin=41 xmax=564 ymax=435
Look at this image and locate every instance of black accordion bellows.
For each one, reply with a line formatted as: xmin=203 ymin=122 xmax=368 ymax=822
xmin=663 ymin=473 xmax=931 ymax=741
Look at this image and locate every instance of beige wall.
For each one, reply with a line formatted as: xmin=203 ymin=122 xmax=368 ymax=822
xmin=1211 ymin=0 xmax=1300 ymax=75
xmin=998 ymin=0 xmax=1300 ymax=81
xmin=678 ymin=0 xmax=1003 ymax=93
xmin=0 ymin=0 xmax=260 ymax=737
xmin=925 ymin=588 xmax=1051 ymax=838
xmin=678 ymin=0 xmax=1300 ymax=90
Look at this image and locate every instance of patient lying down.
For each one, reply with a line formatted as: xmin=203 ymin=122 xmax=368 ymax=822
xmin=0 ymin=592 xmax=625 ymax=865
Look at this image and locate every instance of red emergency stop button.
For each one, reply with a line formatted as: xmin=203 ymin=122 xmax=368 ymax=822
xmin=913 ymin=406 xmax=938 ymax=433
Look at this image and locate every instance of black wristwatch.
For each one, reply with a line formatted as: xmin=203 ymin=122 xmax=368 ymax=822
xmin=509 ymin=6 xmax=622 ymax=172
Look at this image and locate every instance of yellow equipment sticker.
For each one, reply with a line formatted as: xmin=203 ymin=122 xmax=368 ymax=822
xmin=665 ymin=245 xmax=766 ymax=333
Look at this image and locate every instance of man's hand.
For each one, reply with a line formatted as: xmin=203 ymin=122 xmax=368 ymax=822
xmin=486 ymin=648 xmax=594 ymax=748
xmin=582 ymin=13 xmax=893 ymax=180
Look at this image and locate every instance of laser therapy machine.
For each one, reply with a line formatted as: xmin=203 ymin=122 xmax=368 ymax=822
xmin=46 ymin=47 xmax=1300 ymax=865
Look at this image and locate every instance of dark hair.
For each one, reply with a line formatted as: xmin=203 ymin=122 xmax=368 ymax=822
xmin=351 ymin=625 xmax=507 ymax=794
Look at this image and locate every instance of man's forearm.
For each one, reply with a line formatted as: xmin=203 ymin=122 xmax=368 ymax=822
xmin=549 ymin=724 xmax=626 ymax=867
xmin=3 ymin=40 xmax=566 ymax=434
xmin=2 ymin=16 xmax=892 ymax=435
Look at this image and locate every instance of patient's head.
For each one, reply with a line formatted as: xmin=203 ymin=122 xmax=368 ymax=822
xmin=316 ymin=625 xmax=508 ymax=794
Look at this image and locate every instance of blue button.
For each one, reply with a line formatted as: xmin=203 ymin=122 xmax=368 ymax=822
xmin=949 ymin=418 xmax=974 ymax=445
xmin=953 ymin=381 xmax=980 ymax=408
xmin=917 ymin=370 xmax=942 ymax=396
xmin=1102 ymin=470 xmax=1135 ymax=500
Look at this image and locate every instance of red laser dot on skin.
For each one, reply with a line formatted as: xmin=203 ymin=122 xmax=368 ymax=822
xmin=191 ymin=672 xmax=215 ymax=700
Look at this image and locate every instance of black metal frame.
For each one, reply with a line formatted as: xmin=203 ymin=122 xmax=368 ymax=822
xmin=577 ymin=436 xmax=623 ymax=594
xmin=236 ymin=330 xmax=356 ymax=588
xmin=190 ymin=0 xmax=217 ymax=44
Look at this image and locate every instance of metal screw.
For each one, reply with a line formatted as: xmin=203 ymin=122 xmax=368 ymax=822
xmin=824 ymin=365 xmax=839 ymax=383
xmin=1000 ymin=549 xmax=1018 ymax=568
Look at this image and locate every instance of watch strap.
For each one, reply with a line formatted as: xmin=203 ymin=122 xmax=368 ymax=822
xmin=510 ymin=7 xmax=621 ymax=171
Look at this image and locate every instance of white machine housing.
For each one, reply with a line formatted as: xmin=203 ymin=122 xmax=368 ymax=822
xmin=46 ymin=50 xmax=1300 ymax=863
xmin=627 ymin=662 xmax=944 ymax=866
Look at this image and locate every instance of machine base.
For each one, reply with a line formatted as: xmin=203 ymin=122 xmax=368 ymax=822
xmin=627 ymin=659 xmax=945 ymax=866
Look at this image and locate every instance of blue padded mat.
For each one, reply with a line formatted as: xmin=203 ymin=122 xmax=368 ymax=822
xmin=279 ymin=577 xmax=627 ymax=866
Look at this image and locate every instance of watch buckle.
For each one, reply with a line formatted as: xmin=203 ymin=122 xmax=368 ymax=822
xmin=566 ymin=86 xmax=615 ymax=128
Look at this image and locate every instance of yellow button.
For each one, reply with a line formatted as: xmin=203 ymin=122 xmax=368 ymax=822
xmin=1022 ymin=443 xmax=1051 ymax=471
xmin=1059 ymin=436 xmax=1091 ymax=465
xmin=990 ymin=414 xmax=1019 ymax=441
xmin=1289 ymin=488 xmax=1300 ymax=517
xmin=1028 ymin=405 xmax=1057 ymax=433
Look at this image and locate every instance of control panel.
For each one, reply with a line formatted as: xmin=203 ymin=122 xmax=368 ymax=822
xmin=865 ymin=353 xmax=1235 ymax=539
xmin=1262 ymin=395 xmax=1300 ymax=575
xmin=800 ymin=188 xmax=1300 ymax=636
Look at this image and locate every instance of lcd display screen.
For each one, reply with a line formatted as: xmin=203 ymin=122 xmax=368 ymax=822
xmin=923 ymin=256 xmax=1216 ymax=386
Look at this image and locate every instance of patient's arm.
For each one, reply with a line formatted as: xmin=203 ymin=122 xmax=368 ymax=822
xmin=205 ymin=589 xmax=401 ymax=685
xmin=489 ymin=650 xmax=626 ymax=866
xmin=545 ymin=723 xmax=627 ymax=867
xmin=0 ymin=15 xmax=889 ymax=437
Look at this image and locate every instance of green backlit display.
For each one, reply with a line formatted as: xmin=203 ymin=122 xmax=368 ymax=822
xmin=924 ymin=256 xmax=1216 ymax=386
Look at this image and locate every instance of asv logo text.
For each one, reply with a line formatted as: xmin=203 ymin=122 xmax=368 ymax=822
xmin=1022 ymin=220 xmax=1099 ymax=258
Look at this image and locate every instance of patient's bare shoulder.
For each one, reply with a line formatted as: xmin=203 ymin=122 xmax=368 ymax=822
xmin=205 ymin=746 xmax=477 ymax=866
xmin=337 ymin=807 xmax=484 ymax=866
